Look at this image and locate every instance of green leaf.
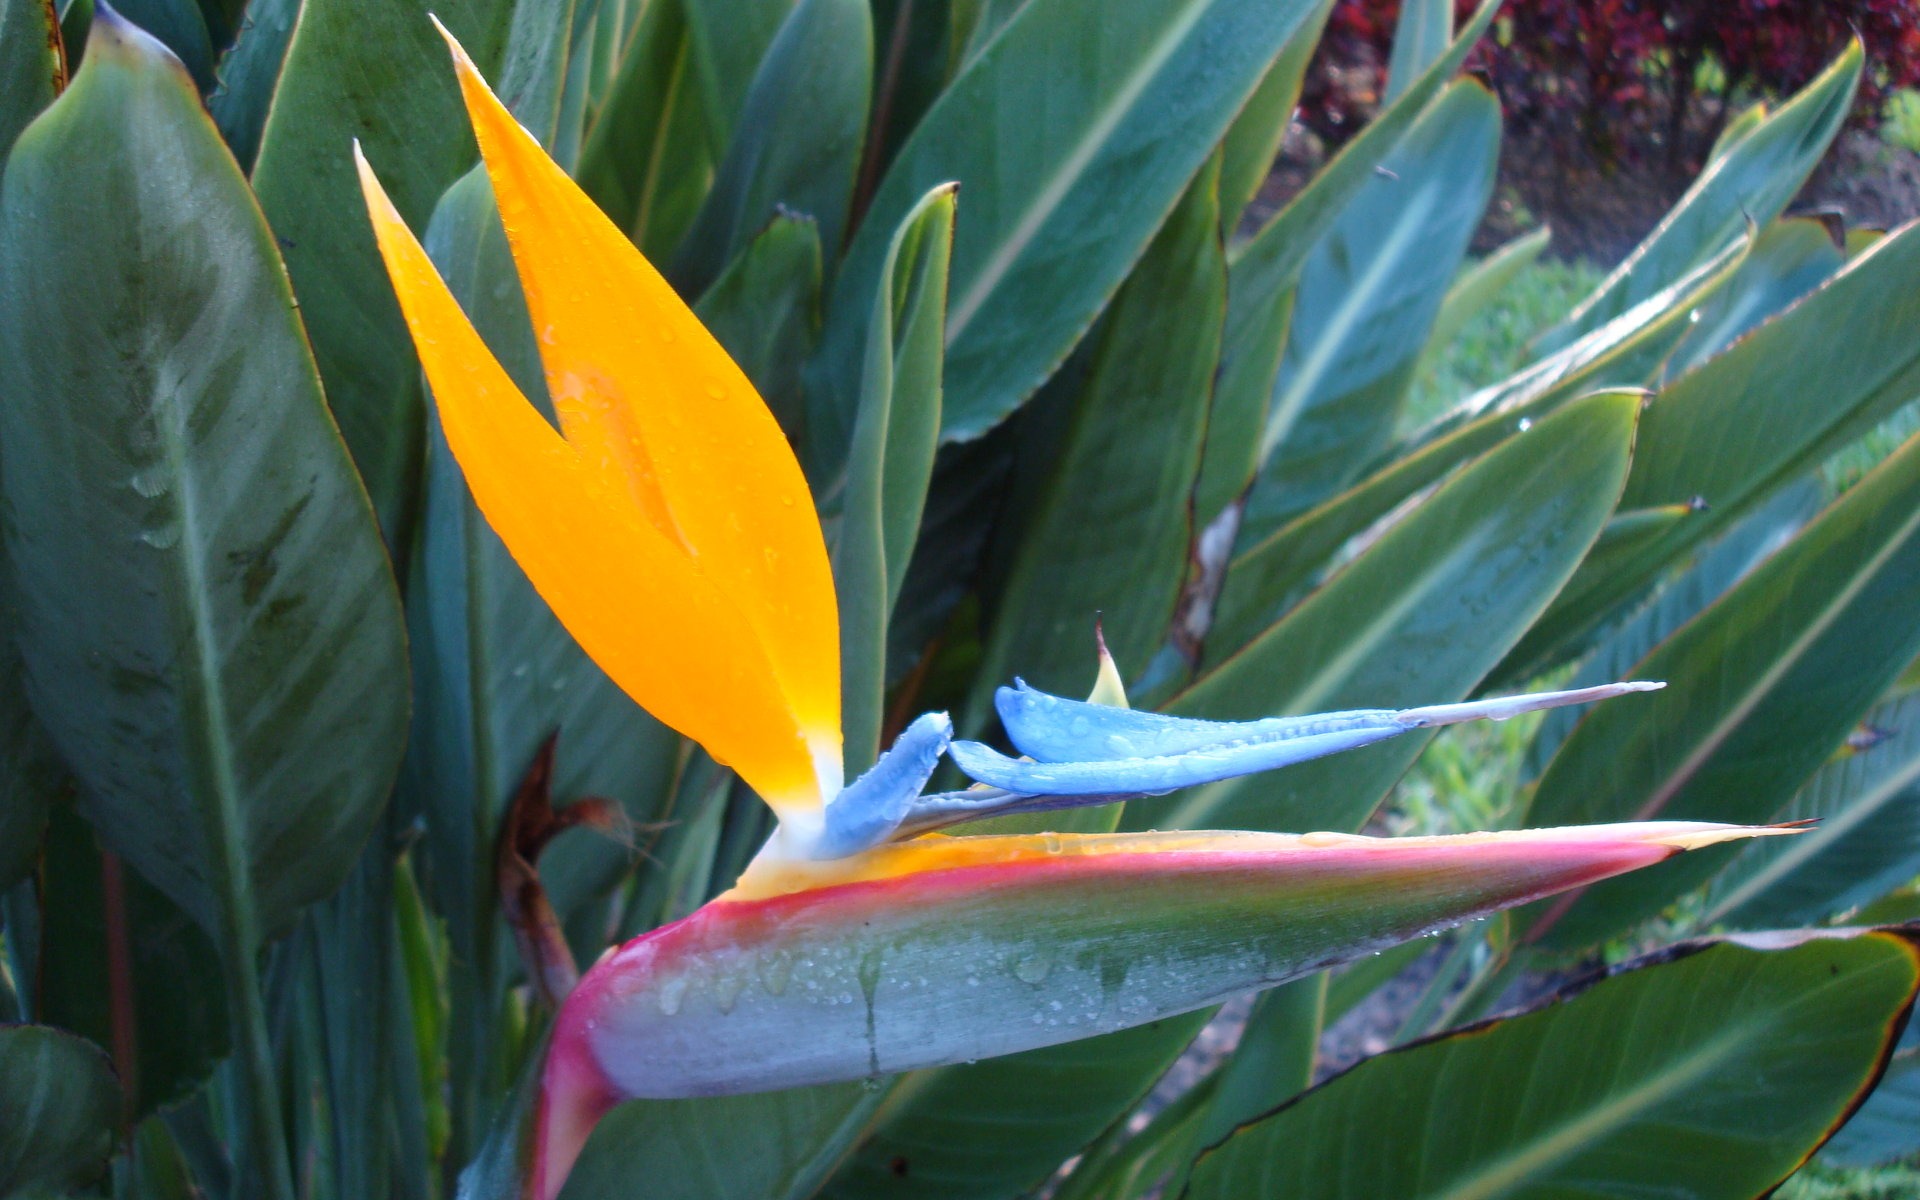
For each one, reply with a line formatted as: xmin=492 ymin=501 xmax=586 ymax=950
xmin=679 ymin=0 xmax=792 ymax=149
xmin=1704 ymin=689 xmax=1920 ymax=930
xmin=560 ymin=1084 xmax=886 ymax=1200
xmin=576 ymin=0 xmax=718 ymax=260
xmin=1140 ymin=389 xmax=1638 ymax=834
xmin=1185 ymin=929 xmax=1920 ymax=1200
xmin=1396 ymin=232 xmax=1747 ymax=457
xmin=493 ymin=0 xmax=585 ymax=151
xmin=1422 ymin=226 xmax=1552 ymax=362
xmin=836 ymin=186 xmax=955 ymax=769
xmin=671 ymin=0 xmax=870 ymax=297
xmin=1521 ymin=481 xmax=1821 ymax=783
xmin=817 ymin=1014 xmax=1210 ymax=1200
xmin=1502 ymin=218 xmax=1920 ymax=682
xmin=0 ymin=0 xmax=409 ymax=964
xmin=1658 ymin=216 xmax=1848 ymax=383
xmin=1538 ymin=42 xmax=1861 ymax=352
xmin=110 ymin=0 xmax=212 ymax=87
xmin=0 ymin=0 xmax=61 ymax=160
xmin=1525 ymin=428 xmax=1920 ymax=951
xmin=1239 ymin=79 xmax=1500 ymax=543
xmin=0 ymin=24 xmax=410 ymax=1195
xmin=1383 ymin=0 xmax=1449 ymax=104
xmin=32 ymin=802 xmax=228 ymax=1119
xmin=0 ymin=1024 xmax=118 ymax=1198
xmin=1197 ymin=0 xmax=1496 ymax=529
xmin=693 ymin=213 xmax=826 ymax=445
xmin=1821 ymin=1019 xmax=1920 ymax=1168
xmin=250 ymin=0 xmax=515 ymax=538
xmin=814 ymin=0 xmax=1330 ymax=467
xmin=967 ymin=152 xmax=1225 ymax=721
xmin=1215 ymin=0 xmax=1330 ymax=231
xmin=204 ymin=0 xmax=294 ymax=169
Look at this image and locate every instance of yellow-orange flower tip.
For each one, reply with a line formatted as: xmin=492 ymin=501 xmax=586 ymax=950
xmin=428 ymin=20 xmax=843 ymax=797
xmin=353 ymin=105 xmax=840 ymax=828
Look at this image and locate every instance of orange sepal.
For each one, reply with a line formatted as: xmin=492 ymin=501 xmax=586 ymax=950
xmin=354 ymin=148 xmax=825 ymax=814
xmin=436 ymin=25 xmax=842 ymax=777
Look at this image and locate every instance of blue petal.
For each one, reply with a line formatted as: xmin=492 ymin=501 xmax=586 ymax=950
xmin=995 ymin=680 xmax=1398 ymax=762
xmin=949 ymin=722 xmax=1410 ymax=796
xmin=961 ymin=681 xmax=1666 ymax=798
xmin=815 ymin=713 xmax=952 ymax=857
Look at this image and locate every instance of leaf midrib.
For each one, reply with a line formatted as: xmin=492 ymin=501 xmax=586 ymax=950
xmin=943 ymin=0 xmax=1217 ymax=340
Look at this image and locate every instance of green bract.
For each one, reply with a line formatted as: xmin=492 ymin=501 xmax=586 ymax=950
xmin=0 ymin=3 xmax=1916 ymax=1199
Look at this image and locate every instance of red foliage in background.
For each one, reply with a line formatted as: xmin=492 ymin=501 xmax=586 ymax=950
xmin=1305 ymin=0 xmax=1920 ymax=174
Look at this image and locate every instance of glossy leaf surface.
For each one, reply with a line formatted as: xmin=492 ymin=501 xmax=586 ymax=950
xmin=1704 ymin=689 xmax=1920 ymax=930
xmin=1527 ymin=427 xmax=1920 ymax=950
xmin=251 ymin=0 xmax=514 ymax=534
xmin=815 ymin=0 xmax=1326 ymax=461
xmin=1240 ymin=79 xmax=1500 ymax=542
xmin=1504 ymin=218 xmax=1920 ymax=681
xmin=671 ymin=0 xmax=869 ymax=296
xmin=837 ymin=186 xmax=954 ymax=769
xmin=0 ymin=0 xmax=60 ymax=158
xmin=1145 ymin=390 xmax=1636 ymax=835
xmin=1186 ymin=930 xmax=1920 ymax=1200
xmin=0 ymin=12 xmax=410 ymax=947
xmin=968 ymin=154 xmax=1224 ymax=717
xmin=0 ymin=1024 xmax=118 ymax=1198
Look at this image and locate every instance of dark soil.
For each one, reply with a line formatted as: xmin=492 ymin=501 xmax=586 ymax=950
xmin=1245 ymin=122 xmax=1920 ymax=267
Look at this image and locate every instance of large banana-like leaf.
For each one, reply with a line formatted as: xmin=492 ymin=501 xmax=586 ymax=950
xmin=0 ymin=21 xmax=410 ymax=1194
xmin=967 ymin=153 xmax=1225 ymax=721
xmin=0 ymin=3 xmax=408 ymax=964
xmin=251 ymin=0 xmax=517 ymax=536
xmin=1657 ymin=216 xmax=1847 ymax=383
xmin=0 ymin=0 xmax=60 ymax=158
xmin=1215 ymin=0 xmax=1331 ymax=230
xmin=817 ymin=1014 xmax=1212 ymax=1200
xmin=1822 ymin=1007 xmax=1920 ymax=1169
xmin=1186 ymin=928 xmax=1920 ymax=1200
xmin=1140 ymin=389 xmax=1637 ymax=835
xmin=1239 ymin=78 xmax=1500 ymax=544
xmin=0 ymin=1024 xmax=118 ymax=1198
xmin=576 ymin=0 xmax=718 ymax=260
xmin=1536 ymin=43 xmax=1860 ymax=351
xmin=813 ymin=0 xmax=1327 ymax=463
xmin=1214 ymin=257 xmax=1740 ymax=648
xmin=671 ymin=0 xmax=869 ymax=297
xmin=1704 ymin=689 xmax=1920 ymax=930
xmin=693 ymin=214 xmax=825 ymax=443
xmin=1525 ymin=426 xmax=1920 ymax=950
xmin=836 ymin=186 xmax=953 ymax=770
xmin=1196 ymin=1 xmax=1497 ymax=529
xmin=204 ymin=0 xmax=295 ymax=169
xmin=1503 ymin=218 xmax=1920 ymax=681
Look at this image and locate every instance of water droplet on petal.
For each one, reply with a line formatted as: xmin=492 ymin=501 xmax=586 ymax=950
xmin=1013 ymin=953 xmax=1053 ymax=985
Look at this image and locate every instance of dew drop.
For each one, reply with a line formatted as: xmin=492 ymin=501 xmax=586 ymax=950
xmin=128 ymin=468 xmax=169 ymax=498
xmin=1516 ymin=417 xmax=1533 ymax=432
xmin=1013 ymin=953 xmax=1053 ymax=985
xmin=138 ymin=522 xmax=182 ymax=551
xmin=657 ymin=975 xmax=689 ymax=1016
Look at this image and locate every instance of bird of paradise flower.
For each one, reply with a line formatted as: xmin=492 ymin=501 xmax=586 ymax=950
xmin=356 ymin=27 xmax=1792 ymax=1199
